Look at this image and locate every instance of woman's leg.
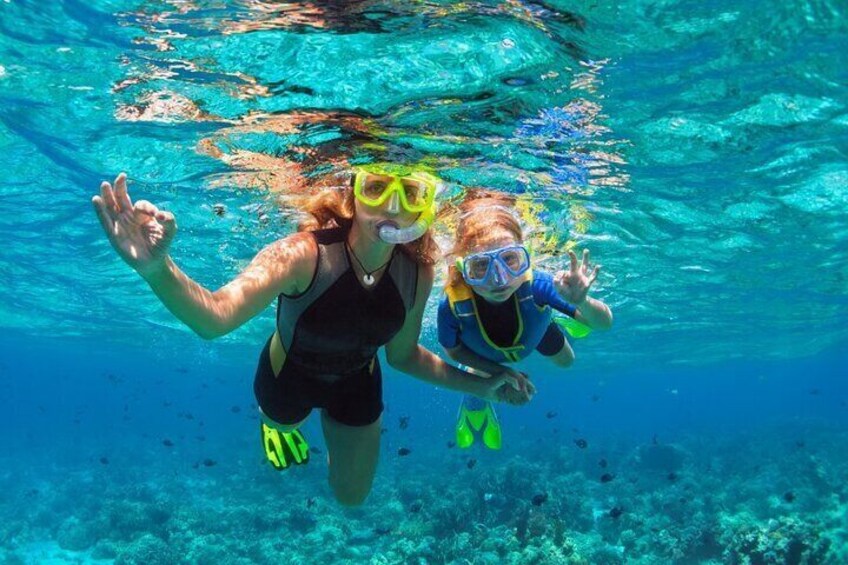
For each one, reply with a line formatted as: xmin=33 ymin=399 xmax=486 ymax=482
xmin=320 ymin=410 xmax=382 ymax=506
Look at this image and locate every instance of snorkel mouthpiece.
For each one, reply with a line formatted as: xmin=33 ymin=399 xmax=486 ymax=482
xmin=378 ymin=205 xmax=435 ymax=244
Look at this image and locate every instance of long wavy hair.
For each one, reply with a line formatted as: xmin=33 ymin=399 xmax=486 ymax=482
xmin=447 ymin=188 xmax=524 ymax=287
xmin=296 ymin=181 xmax=439 ymax=265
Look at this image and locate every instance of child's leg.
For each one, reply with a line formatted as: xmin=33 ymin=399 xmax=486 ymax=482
xmin=536 ymin=322 xmax=575 ymax=368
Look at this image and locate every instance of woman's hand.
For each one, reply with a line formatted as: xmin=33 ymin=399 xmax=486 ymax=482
xmin=554 ymin=249 xmax=600 ymax=305
xmin=92 ymin=173 xmax=177 ymax=279
xmin=481 ymin=368 xmax=535 ymax=405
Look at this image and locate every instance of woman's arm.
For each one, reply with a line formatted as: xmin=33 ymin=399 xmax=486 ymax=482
xmin=143 ymin=233 xmax=315 ymax=339
xmin=92 ymin=173 xmax=315 ymax=340
xmin=384 ymin=264 xmax=528 ymax=402
xmin=445 ymin=344 xmax=507 ymax=378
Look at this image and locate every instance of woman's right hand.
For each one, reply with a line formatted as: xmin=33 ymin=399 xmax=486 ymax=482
xmin=482 ymin=368 xmax=535 ymax=405
xmin=92 ymin=173 xmax=177 ymax=278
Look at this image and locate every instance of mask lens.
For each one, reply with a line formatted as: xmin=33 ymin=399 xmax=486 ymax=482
xmin=400 ymin=178 xmax=428 ymax=208
xmin=465 ymin=256 xmax=491 ymax=281
xmin=500 ymin=248 xmax=528 ymax=274
xmin=361 ymin=175 xmax=391 ymax=200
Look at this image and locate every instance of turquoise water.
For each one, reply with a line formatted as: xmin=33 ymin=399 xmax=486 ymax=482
xmin=1 ymin=0 xmax=847 ymax=563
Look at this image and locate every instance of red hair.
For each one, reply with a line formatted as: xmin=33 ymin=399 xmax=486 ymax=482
xmin=448 ymin=189 xmax=523 ymax=287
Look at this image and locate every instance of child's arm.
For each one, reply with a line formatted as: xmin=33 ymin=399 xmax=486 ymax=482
xmin=437 ymin=296 xmax=534 ymax=396
xmin=546 ymin=249 xmax=613 ymax=330
xmin=572 ymin=295 xmax=613 ymax=330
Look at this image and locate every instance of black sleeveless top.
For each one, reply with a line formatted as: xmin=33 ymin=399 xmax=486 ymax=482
xmin=274 ymin=226 xmax=418 ymax=378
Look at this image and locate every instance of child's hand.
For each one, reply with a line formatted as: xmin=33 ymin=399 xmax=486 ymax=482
xmin=554 ymin=249 xmax=600 ymax=305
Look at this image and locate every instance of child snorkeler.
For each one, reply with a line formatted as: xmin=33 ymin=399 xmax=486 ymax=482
xmin=437 ymin=189 xmax=613 ymax=449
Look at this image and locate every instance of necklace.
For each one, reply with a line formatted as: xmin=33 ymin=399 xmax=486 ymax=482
xmin=346 ymin=242 xmax=392 ymax=286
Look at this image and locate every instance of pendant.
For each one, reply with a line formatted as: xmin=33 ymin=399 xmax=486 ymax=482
xmin=363 ymin=274 xmax=375 ymax=286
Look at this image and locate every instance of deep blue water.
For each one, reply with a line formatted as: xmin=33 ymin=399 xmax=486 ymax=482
xmin=1 ymin=0 xmax=847 ymax=563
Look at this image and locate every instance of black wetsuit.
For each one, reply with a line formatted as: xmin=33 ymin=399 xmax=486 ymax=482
xmin=254 ymin=226 xmax=418 ymax=426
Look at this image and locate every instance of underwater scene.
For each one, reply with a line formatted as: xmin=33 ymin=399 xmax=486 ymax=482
xmin=1 ymin=0 xmax=847 ymax=563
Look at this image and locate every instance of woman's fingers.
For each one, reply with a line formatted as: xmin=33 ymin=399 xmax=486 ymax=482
xmin=99 ymin=181 xmax=118 ymax=213
xmin=114 ymin=172 xmax=133 ymax=213
xmin=155 ymin=210 xmax=175 ymax=226
xmin=495 ymin=373 xmax=520 ymax=392
xmin=91 ymin=196 xmax=116 ymax=236
xmin=135 ymin=199 xmax=158 ymax=216
xmin=582 ymin=249 xmax=591 ymax=272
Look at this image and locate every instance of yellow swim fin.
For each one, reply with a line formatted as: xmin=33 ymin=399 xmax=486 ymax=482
xmin=456 ymin=395 xmax=502 ymax=450
xmin=261 ymin=421 xmax=309 ymax=470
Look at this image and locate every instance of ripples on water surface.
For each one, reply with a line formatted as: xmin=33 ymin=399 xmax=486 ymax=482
xmin=0 ymin=2 xmax=846 ymax=364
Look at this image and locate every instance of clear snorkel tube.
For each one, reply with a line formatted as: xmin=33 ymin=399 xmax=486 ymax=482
xmin=378 ymin=203 xmax=436 ymax=244
xmin=377 ymin=181 xmax=444 ymax=245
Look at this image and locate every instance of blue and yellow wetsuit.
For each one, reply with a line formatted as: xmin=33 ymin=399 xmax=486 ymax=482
xmin=437 ymin=270 xmax=578 ymax=449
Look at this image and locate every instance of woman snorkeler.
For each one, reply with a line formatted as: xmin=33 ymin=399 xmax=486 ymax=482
xmin=91 ymin=164 xmax=531 ymax=506
xmin=438 ymin=189 xmax=613 ymax=450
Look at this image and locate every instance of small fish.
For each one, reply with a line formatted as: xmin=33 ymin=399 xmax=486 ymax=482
xmin=447 ymin=441 xmax=456 ymax=449
xmin=809 ymin=388 xmax=821 ymax=396
xmin=202 ymin=458 xmax=216 ymax=467
xmin=467 ymin=458 xmax=477 ymax=469
xmin=99 ymin=457 xmax=109 ymax=465
xmin=230 ymin=406 xmax=241 ymax=413
xmin=591 ymin=394 xmax=601 ymax=402
xmin=212 ymin=203 xmax=226 ymax=217
xmin=574 ymin=438 xmax=588 ymax=449
xmin=652 ymin=434 xmax=659 ymax=445
xmin=600 ymin=473 xmax=615 ymax=483
xmin=374 ymin=526 xmax=392 ymax=536
xmin=175 ymin=367 xmax=189 ymax=374
xmin=397 ymin=447 xmax=412 ymax=456
xmin=503 ymin=77 xmax=532 ymax=87
xmin=409 ymin=501 xmax=423 ymax=513
xmin=531 ymin=493 xmax=549 ymax=506
xmin=783 ymin=491 xmax=796 ymax=503
xmin=381 ymin=427 xmax=388 ymax=435
xmin=545 ymin=411 xmax=558 ymax=419
xmin=795 ymin=440 xmax=805 ymax=448
xmin=609 ymin=506 xmax=624 ymax=519
xmin=306 ymin=497 xmax=317 ymax=509
xmin=399 ymin=416 xmax=410 ymax=430
xmin=309 ymin=446 xmax=323 ymax=455
xmin=667 ymin=472 xmax=678 ymax=482
xmin=162 ymin=439 xmax=175 ymax=447
xmin=598 ymin=458 xmax=608 ymax=468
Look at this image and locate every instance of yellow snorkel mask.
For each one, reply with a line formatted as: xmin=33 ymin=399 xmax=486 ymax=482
xmin=353 ymin=163 xmax=442 ymax=244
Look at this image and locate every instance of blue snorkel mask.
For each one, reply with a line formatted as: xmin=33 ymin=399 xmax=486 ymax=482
xmin=456 ymin=245 xmax=531 ymax=287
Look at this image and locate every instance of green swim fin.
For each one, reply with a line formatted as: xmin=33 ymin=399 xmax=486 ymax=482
xmin=554 ymin=316 xmax=592 ymax=339
xmin=261 ymin=421 xmax=309 ymax=470
xmin=456 ymin=395 xmax=502 ymax=450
